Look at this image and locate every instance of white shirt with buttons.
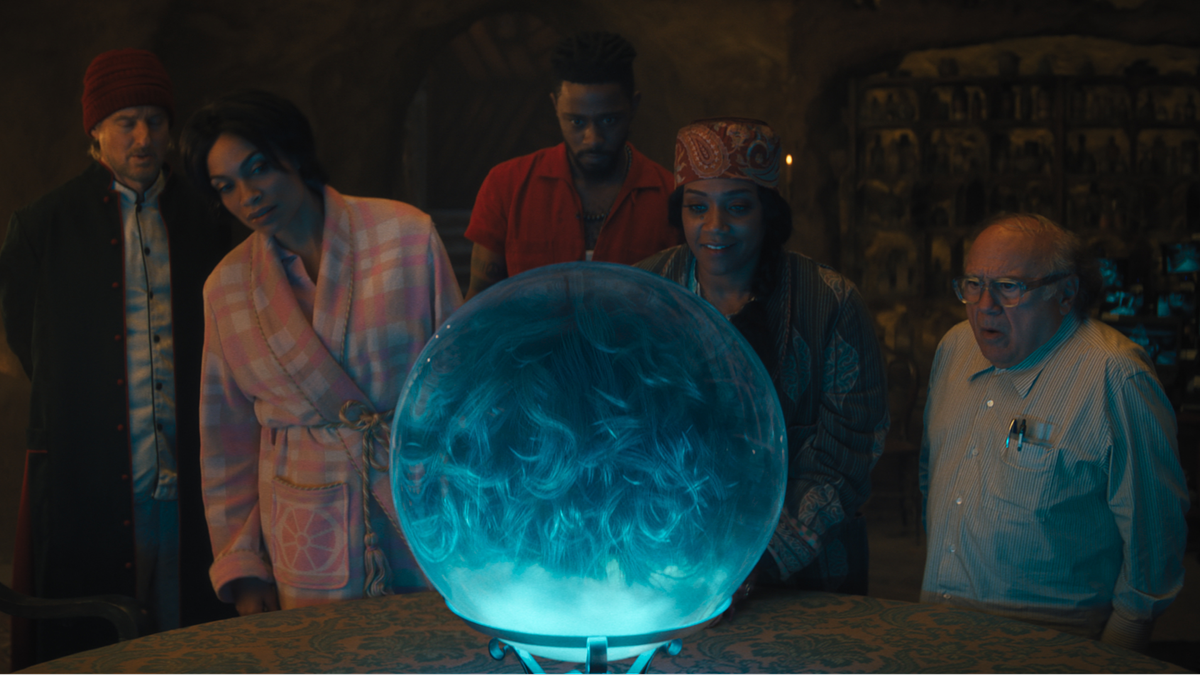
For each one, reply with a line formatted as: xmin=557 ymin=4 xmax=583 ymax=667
xmin=918 ymin=313 xmax=1188 ymax=649
xmin=115 ymin=173 xmax=178 ymax=502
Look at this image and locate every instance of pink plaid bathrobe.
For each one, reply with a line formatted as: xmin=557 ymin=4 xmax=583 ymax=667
xmin=199 ymin=187 xmax=461 ymax=608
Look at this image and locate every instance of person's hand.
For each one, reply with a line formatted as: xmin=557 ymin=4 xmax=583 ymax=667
xmin=231 ymin=577 xmax=280 ymax=616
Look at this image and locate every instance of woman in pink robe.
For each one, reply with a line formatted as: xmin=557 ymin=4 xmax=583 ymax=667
xmin=181 ymin=90 xmax=462 ymax=615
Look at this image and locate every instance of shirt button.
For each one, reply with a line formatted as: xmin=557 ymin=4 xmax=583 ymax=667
xmin=949 ymin=544 xmax=957 ymax=553
xmin=943 ymin=592 xmax=951 ymax=600
xmin=156 ymin=423 xmax=163 ymax=431
xmin=144 ymin=247 xmax=151 ymax=255
xmin=956 ymin=496 xmax=963 ymax=505
xmin=153 ymin=334 xmax=160 ymax=343
xmin=986 ymin=400 xmax=994 ymax=407
xmin=156 ymin=382 xmax=163 ymax=391
xmin=148 ymin=291 xmax=154 ymax=299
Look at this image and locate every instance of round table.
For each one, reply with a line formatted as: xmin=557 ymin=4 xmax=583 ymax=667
xmin=18 ymin=590 xmax=1182 ymax=673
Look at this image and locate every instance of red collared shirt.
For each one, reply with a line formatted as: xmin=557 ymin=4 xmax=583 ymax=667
xmin=465 ymin=142 xmax=681 ymax=276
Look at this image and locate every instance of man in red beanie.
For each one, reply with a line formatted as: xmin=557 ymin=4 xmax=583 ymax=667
xmin=0 ymin=48 xmax=236 ymax=667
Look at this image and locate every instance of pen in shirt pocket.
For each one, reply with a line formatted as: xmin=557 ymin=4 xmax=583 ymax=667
xmin=1006 ymin=417 xmax=1054 ymax=452
xmin=1006 ymin=418 xmax=1026 ymax=451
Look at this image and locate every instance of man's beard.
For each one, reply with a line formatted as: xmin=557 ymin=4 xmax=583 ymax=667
xmin=572 ymin=149 xmax=620 ymax=180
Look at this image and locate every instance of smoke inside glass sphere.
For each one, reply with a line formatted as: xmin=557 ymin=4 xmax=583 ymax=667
xmin=390 ymin=262 xmax=786 ymax=663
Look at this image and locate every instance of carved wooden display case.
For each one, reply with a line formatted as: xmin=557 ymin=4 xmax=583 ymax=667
xmin=846 ymin=68 xmax=1200 ymax=397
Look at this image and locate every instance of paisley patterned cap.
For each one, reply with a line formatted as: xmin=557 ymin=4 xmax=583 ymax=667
xmin=674 ymin=117 xmax=781 ymax=190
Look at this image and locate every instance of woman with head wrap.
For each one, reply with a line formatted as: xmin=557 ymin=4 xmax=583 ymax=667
xmin=180 ymin=90 xmax=462 ymax=615
xmin=638 ymin=118 xmax=888 ymax=595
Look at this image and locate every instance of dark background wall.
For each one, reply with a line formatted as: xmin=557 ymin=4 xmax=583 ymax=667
xmin=2 ymin=0 xmax=1199 ymax=562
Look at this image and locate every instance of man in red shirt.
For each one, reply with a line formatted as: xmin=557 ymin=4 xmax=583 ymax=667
xmin=463 ymin=32 xmax=681 ymax=299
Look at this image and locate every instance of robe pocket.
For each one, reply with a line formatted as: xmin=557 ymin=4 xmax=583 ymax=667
xmin=269 ymin=477 xmax=350 ymax=590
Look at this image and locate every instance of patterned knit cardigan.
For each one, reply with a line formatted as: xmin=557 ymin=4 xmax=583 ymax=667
xmin=638 ymin=245 xmax=889 ymax=590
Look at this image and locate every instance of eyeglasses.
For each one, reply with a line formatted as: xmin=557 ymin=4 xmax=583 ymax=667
xmin=952 ymin=272 xmax=1071 ymax=308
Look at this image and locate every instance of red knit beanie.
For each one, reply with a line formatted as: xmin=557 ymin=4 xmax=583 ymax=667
xmin=82 ymin=49 xmax=175 ymax=135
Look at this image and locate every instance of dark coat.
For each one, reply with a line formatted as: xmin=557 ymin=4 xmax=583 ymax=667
xmin=0 ymin=161 xmax=235 ymax=664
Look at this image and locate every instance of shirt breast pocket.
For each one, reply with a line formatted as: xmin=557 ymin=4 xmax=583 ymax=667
xmin=988 ymin=419 xmax=1059 ymax=516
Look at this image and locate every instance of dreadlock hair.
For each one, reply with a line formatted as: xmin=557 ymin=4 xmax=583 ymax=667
xmin=551 ymin=32 xmax=637 ymax=100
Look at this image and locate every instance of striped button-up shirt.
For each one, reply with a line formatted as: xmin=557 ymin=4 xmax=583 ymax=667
xmin=116 ymin=174 xmax=178 ymax=501
xmin=919 ymin=313 xmax=1188 ymax=646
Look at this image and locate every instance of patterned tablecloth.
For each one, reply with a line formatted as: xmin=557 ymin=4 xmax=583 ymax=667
xmin=19 ymin=590 xmax=1181 ymax=673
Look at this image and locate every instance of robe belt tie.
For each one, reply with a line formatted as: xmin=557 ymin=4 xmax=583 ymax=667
xmin=331 ymin=400 xmax=395 ymax=599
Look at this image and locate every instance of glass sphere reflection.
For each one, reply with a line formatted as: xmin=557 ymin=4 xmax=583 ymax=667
xmin=390 ymin=262 xmax=786 ymax=662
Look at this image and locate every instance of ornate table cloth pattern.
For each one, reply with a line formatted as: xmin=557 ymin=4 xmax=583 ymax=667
xmin=19 ymin=590 xmax=1182 ymax=673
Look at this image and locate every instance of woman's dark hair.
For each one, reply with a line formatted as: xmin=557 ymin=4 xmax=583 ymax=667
xmin=668 ymin=183 xmax=793 ymax=298
xmin=180 ymin=89 xmax=328 ymax=206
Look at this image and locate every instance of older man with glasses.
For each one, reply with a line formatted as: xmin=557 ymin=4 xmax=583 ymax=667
xmin=919 ymin=213 xmax=1188 ymax=653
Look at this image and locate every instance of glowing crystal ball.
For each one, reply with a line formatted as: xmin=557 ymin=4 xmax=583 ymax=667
xmin=390 ymin=262 xmax=786 ymax=663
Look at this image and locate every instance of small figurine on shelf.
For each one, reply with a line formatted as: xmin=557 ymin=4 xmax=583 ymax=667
xmin=1000 ymin=88 xmax=1015 ymax=120
xmin=1115 ymin=92 xmax=1130 ymax=123
xmin=1104 ymin=136 xmax=1125 ymax=174
xmin=1069 ymin=134 xmax=1095 ymax=174
xmin=1138 ymin=90 xmax=1156 ymax=122
xmin=1035 ymin=88 xmax=1052 ymax=121
xmin=868 ymin=133 xmax=886 ymax=174
xmin=1152 ymin=136 xmax=1169 ymax=176
xmin=1035 ymin=140 xmax=1053 ymax=176
xmin=934 ymin=135 xmax=951 ymax=175
xmin=1018 ymin=85 xmax=1033 ymax=121
xmin=867 ymin=93 xmax=884 ymax=122
xmin=969 ymin=90 xmax=985 ymax=120
xmin=993 ymin=135 xmax=1010 ymax=174
xmin=950 ymin=141 xmax=967 ymax=175
xmin=897 ymin=134 xmax=917 ymax=175
xmin=951 ymin=88 xmax=967 ymax=121
xmin=1070 ymin=89 xmax=1086 ymax=122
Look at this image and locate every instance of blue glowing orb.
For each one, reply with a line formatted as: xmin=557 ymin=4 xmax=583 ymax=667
xmin=390 ymin=262 xmax=786 ymax=663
